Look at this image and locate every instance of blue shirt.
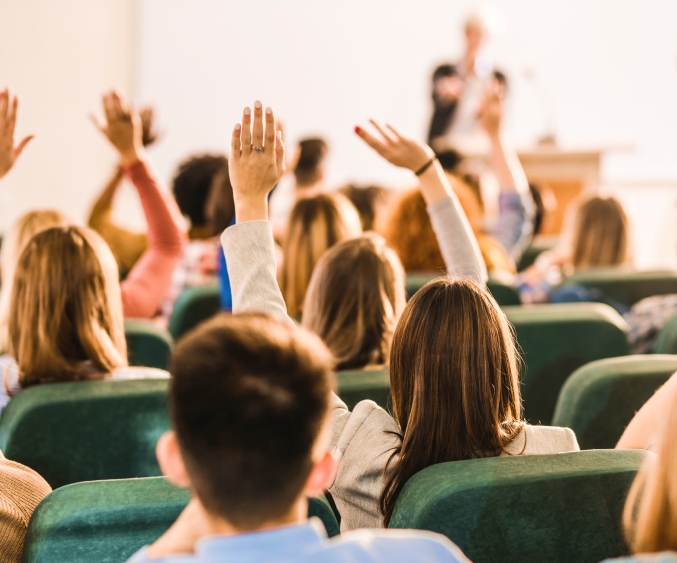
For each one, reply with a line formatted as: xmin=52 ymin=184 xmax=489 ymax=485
xmin=126 ymin=519 xmax=469 ymax=563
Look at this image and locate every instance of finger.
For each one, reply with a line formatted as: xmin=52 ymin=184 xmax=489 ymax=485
xmin=7 ymin=95 xmax=18 ymax=133
xmin=116 ymin=90 xmax=131 ymax=115
xmin=251 ymin=100 xmax=264 ymax=148
xmin=241 ymin=107 xmax=252 ymax=149
xmin=385 ymin=123 xmax=404 ymax=141
xmin=275 ymin=129 xmax=285 ymax=173
xmin=103 ymin=94 xmax=116 ymax=124
xmin=354 ymin=125 xmax=388 ymax=156
xmin=369 ymin=119 xmax=396 ymax=144
xmin=89 ymin=113 xmax=106 ymax=133
xmin=13 ymin=135 xmax=33 ymax=158
xmin=111 ymin=91 xmax=124 ymax=119
xmin=231 ymin=123 xmax=241 ymax=158
xmin=264 ymin=107 xmax=276 ymax=149
xmin=0 ymin=89 xmax=8 ymax=122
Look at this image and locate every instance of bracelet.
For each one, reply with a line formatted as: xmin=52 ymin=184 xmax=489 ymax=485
xmin=414 ymin=158 xmax=436 ymax=176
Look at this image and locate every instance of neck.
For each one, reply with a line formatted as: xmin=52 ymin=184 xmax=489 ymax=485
xmin=203 ymin=497 xmax=307 ymax=537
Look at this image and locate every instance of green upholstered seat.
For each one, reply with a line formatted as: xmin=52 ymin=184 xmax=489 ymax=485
xmin=505 ymin=303 xmax=630 ymax=425
xmin=517 ymin=239 xmax=558 ymax=272
xmin=337 ymin=369 xmax=390 ymax=411
xmin=168 ymin=284 xmax=221 ymax=340
xmin=124 ymin=320 xmax=173 ymax=371
xmin=0 ymin=379 xmax=170 ymax=489
xmin=653 ymin=312 xmax=677 ymax=354
xmin=552 ymin=355 xmax=677 ymax=449
xmin=562 ymin=269 xmax=677 ymax=307
xmin=405 ymin=273 xmax=520 ymax=306
xmin=390 ymin=449 xmax=648 ymax=563
xmin=22 ymin=477 xmax=339 ymax=563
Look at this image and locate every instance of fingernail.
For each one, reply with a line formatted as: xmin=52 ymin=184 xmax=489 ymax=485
xmin=277 ymin=130 xmax=282 ymax=140
xmin=354 ymin=126 xmax=361 ymax=134
xmin=266 ymin=107 xmax=272 ymax=115
xmin=244 ymin=107 xmax=251 ymax=116
xmin=255 ymin=100 xmax=262 ymax=109
xmin=235 ymin=123 xmax=241 ymax=131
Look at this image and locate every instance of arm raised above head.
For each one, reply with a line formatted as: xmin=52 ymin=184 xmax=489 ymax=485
xmin=0 ymin=89 xmax=34 ymax=181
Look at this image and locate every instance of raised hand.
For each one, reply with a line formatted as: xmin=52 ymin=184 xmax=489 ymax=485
xmin=0 ymin=89 xmax=34 ymax=180
xmin=90 ymin=90 xmax=144 ymax=166
xmin=229 ymin=100 xmax=285 ymax=223
xmin=354 ymin=120 xmax=434 ymax=173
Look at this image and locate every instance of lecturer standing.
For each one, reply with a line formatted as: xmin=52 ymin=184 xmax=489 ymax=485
xmin=428 ymin=12 xmax=506 ymax=155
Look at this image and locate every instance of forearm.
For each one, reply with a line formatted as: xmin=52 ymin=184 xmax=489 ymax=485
xmin=88 ymin=167 xmax=124 ymax=228
xmin=488 ymin=133 xmax=529 ymax=196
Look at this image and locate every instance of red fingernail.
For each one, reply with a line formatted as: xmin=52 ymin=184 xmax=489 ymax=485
xmin=354 ymin=126 xmax=361 ymax=134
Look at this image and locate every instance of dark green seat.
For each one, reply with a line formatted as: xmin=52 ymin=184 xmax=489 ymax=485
xmin=505 ymin=303 xmax=630 ymax=425
xmin=22 ymin=477 xmax=339 ymax=563
xmin=552 ymin=355 xmax=677 ymax=449
xmin=517 ymin=239 xmax=558 ymax=272
xmin=0 ymin=379 xmax=170 ymax=489
xmin=390 ymin=449 xmax=648 ymax=563
xmin=124 ymin=320 xmax=173 ymax=371
xmin=337 ymin=369 xmax=390 ymax=411
xmin=653 ymin=312 xmax=677 ymax=354
xmin=562 ymin=268 xmax=677 ymax=307
xmin=168 ymin=284 xmax=221 ymax=340
xmin=405 ymin=273 xmax=520 ymax=306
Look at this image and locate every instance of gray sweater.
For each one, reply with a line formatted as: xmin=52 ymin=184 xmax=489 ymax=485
xmin=222 ymin=196 xmax=579 ymax=532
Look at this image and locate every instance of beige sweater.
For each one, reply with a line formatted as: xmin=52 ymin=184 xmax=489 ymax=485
xmin=0 ymin=451 xmax=51 ymax=563
xmin=222 ymin=211 xmax=579 ymax=532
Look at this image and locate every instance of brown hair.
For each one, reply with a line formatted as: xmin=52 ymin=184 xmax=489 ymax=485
xmin=294 ymin=138 xmax=328 ymax=188
xmin=280 ymin=193 xmax=362 ymax=318
xmin=205 ymin=163 xmax=235 ymax=235
xmin=623 ymin=384 xmax=677 ymax=553
xmin=339 ymin=184 xmax=390 ymax=232
xmin=303 ymin=233 xmax=406 ymax=371
xmin=170 ymin=313 xmax=334 ymax=529
xmin=571 ymin=196 xmax=628 ymax=270
xmin=9 ymin=226 xmax=127 ymax=387
xmin=380 ymin=277 xmax=524 ymax=526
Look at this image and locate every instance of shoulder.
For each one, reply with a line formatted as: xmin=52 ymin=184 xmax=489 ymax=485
xmin=110 ymin=367 xmax=170 ymax=380
xmin=506 ymin=424 xmax=580 ymax=455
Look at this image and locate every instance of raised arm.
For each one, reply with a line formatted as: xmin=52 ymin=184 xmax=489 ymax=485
xmin=91 ymin=90 xmax=185 ymax=318
xmin=0 ymin=89 xmax=33 ymax=180
xmin=355 ymin=121 xmax=487 ymax=286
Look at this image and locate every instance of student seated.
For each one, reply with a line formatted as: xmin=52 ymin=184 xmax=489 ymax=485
xmin=222 ymin=101 xmax=580 ymax=530
xmin=339 ymin=184 xmax=391 ymax=232
xmin=129 ymin=313 xmax=470 ymax=563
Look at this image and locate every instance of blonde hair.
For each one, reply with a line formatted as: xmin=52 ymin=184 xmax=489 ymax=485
xmin=571 ymin=197 xmax=629 ymax=270
xmin=303 ymin=233 xmax=406 ymax=371
xmin=280 ymin=193 xmax=362 ymax=318
xmin=8 ymin=226 xmax=127 ymax=388
xmin=0 ymin=210 xmax=69 ymax=353
xmin=623 ymin=384 xmax=677 ymax=553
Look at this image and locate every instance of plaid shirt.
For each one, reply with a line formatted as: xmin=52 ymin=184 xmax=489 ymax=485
xmin=624 ymin=294 xmax=677 ymax=354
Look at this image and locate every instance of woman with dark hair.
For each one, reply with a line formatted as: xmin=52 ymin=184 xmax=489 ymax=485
xmin=221 ymin=101 xmax=579 ymax=531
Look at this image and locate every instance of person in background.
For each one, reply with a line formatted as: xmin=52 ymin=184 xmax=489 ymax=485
xmin=87 ymin=107 xmax=160 ymax=275
xmin=339 ymin=184 xmax=390 ymax=232
xmin=528 ymin=182 xmax=558 ymax=239
xmin=279 ymin=192 xmax=362 ymax=319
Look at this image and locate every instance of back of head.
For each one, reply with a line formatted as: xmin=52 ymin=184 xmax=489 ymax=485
xmin=339 ymin=184 xmax=390 ymax=232
xmin=9 ymin=226 xmax=126 ymax=387
xmin=571 ymin=196 xmax=628 ymax=270
xmin=281 ymin=193 xmax=362 ymax=318
xmin=204 ymin=162 xmax=235 ymax=235
xmin=303 ymin=233 xmax=406 ymax=371
xmin=169 ymin=313 xmax=334 ymax=529
xmin=381 ymin=277 xmax=523 ymax=525
xmin=383 ymin=188 xmax=445 ymax=272
xmin=294 ymin=138 xmax=328 ymax=188
xmin=624 ymin=385 xmax=677 ymax=553
xmin=172 ymin=154 xmax=228 ymax=231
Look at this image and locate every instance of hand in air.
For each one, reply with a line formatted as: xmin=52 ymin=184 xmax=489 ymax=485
xmin=90 ymin=90 xmax=144 ymax=166
xmin=230 ymin=101 xmax=285 ymax=223
xmin=0 ymin=89 xmax=34 ymax=180
xmin=355 ymin=120 xmax=434 ymax=173
xmin=478 ymin=85 xmax=503 ymax=138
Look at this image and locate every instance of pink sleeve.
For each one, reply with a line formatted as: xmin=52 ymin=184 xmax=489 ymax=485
xmin=120 ymin=159 xmax=185 ymax=318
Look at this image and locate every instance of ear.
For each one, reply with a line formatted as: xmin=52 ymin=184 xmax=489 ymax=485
xmin=304 ymin=450 xmax=337 ymax=497
xmin=156 ymin=431 xmax=192 ymax=489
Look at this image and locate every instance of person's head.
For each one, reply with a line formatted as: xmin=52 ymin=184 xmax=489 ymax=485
xmin=464 ymin=12 xmax=488 ymax=55
xmin=339 ymin=184 xmax=390 ymax=232
xmin=529 ymin=182 xmax=557 ymax=236
xmin=380 ymin=277 xmax=524 ymax=525
xmin=571 ymin=196 xmax=629 ymax=270
xmin=281 ymin=193 xmax=362 ymax=318
xmin=205 ymin=161 xmax=235 ymax=236
xmin=623 ymin=385 xmax=677 ymax=553
xmin=157 ymin=313 xmax=336 ymax=530
xmin=293 ymin=138 xmax=328 ymax=189
xmin=9 ymin=226 xmax=127 ymax=387
xmin=303 ymin=233 xmax=406 ymax=371
xmin=172 ymin=154 xmax=228 ymax=235
xmin=383 ymin=188 xmax=445 ymax=272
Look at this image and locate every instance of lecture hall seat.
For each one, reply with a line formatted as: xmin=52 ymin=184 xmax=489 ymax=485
xmin=552 ymin=355 xmax=677 ymax=449
xmin=337 ymin=368 xmax=390 ymax=411
xmin=124 ymin=320 xmax=173 ymax=371
xmin=389 ymin=449 xmax=648 ymax=563
xmin=405 ymin=273 xmax=521 ymax=306
xmin=168 ymin=284 xmax=222 ymax=340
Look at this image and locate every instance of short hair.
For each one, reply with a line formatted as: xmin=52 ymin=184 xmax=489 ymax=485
xmin=294 ymin=138 xmax=328 ymax=187
xmin=169 ymin=313 xmax=335 ymax=529
xmin=339 ymin=184 xmax=390 ymax=232
xmin=172 ymin=154 xmax=227 ymax=228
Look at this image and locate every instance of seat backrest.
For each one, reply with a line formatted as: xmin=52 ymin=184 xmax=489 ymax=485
xmin=552 ymin=355 xmax=677 ymax=449
xmin=505 ymin=303 xmax=630 ymax=424
xmin=168 ymin=284 xmax=221 ymax=339
xmin=124 ymin=320 xmax=173 ymax=371
xmin=22 ymin=477 xmax=339 ymax=563
xmin=337 ymin=369 xmax=390 ymax=411
xmin=517 ymin=239 xmax=558 ymax=272
xmin=653 ymin=312 xmax=677 ymax=354
xmin=405 ymin=273 xmax=520 ymax=306
xmin=0 ymin=379 xmax=170 ymax=489
xmin=390 ymin=449 xmax=648 ymax=563
xmin=564 ymin=268 xmax=677 ymax=307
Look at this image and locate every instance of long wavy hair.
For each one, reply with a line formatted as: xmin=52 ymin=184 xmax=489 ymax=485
xmin=380 ymin=277 xmax=525 ymax=526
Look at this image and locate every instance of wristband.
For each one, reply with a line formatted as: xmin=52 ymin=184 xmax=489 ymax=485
xmin=414 ymin=158 xmax=436 ymax=176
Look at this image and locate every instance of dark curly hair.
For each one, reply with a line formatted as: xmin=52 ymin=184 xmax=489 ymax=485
xmin=172 ymin=154 xmax=228 ymax=228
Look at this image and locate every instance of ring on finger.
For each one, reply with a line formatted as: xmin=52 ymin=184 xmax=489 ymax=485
xmin=253 ymin=146 xmax=263 ymax=152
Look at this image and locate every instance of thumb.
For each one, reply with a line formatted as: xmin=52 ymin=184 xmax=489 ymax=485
xmin=89 ymin=113 xmax=106 ymax=133
xmin=275 ymin=130 xmax=286 ymax=174
xmin=13 ymin=135 xmax=34 ymax=158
